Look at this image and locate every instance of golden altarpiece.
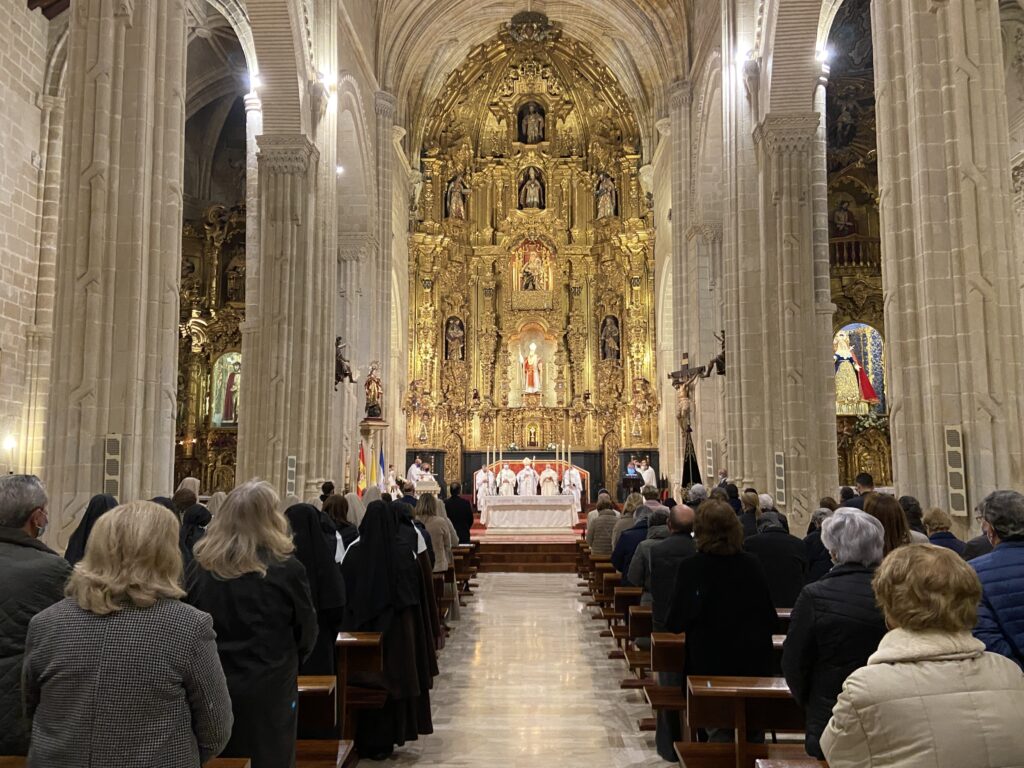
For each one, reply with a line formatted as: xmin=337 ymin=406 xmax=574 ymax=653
xmin=174 ymin=204 xmax=246 ymax=492
xmin=404 ymin=13 xmax=659 ymax=486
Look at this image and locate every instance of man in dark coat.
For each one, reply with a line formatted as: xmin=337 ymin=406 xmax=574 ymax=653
xmin=611 ymin=514 xmax=649 ymax=582
xmin=963 ymin=533 xmax=994 ymax=560
xmin=782 ymin=508 xmax=887 ymax=758
xmin=0 ymin=475 xmax=72 ymax=755
xmin=744 ymin=512 xmax=808 ymax=608
xmin=444 ymin=483 xmax=474 ymax=544
xmin=843 ymin=473 xmax=874 ymax=510
xmin=649 ymin=504 xmax=697 ymax=631
xmin=972 ymin=490 xmax=1024 ymax=668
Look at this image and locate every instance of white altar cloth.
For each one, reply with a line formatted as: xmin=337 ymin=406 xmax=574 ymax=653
xmin=479 ymin=495 xmax=578 ymax=529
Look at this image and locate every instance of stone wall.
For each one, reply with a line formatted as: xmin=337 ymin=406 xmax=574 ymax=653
xmin=0 ymin=5 xmax=49 ymax=472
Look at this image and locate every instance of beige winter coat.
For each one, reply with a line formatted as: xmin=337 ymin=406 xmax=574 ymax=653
xmin=821 ymin=629 xmax=1024 ymax=768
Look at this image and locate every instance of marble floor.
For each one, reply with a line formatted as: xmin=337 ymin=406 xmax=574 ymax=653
xmin=390 ymin=573 xmax=667 ymax=767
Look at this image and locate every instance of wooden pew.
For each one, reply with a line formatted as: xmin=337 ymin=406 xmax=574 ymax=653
xmin=643 ymin=632 xmax=688 ymax=733
xmin=297 ymin=675 xmax=337 ymax=736
xmin=678 ymin=676 xmax=806 ymax=768
xmin=622 ymin=605 xmax=653 ymax=686
xmin=335 ymin=632 xmax=385 ymax=741
xmin=296 ymin=739 xmax=354 ymax=768
xmin=776 ymin=609 xmax=792 ymax=634
xmin=0 ymin=758 xmax=253 ymax=768
xmin=755 ymin=761 xmax=827 ymax=768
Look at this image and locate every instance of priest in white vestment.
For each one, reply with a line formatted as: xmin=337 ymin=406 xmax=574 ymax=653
xmin=516 ymin=459 xmax=540 ymax=496
xmin=539 ymin=464 xmax=560 ymax=496
xmin=475 ymin=468 xmax=493 ymax=507
xmin=407 ymin=458 xmax=423 ymax=484
xmin=497 ymin=463 xmax=517 ymax=496
xmin=639 ymin=458 xmax=657 ymax=490
xmin=563 ymin=465 xmax=583 ymax=513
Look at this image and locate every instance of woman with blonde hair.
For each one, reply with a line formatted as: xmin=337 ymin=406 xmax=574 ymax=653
xmin=612 ymin=491 xmax=645 ymax=550
xmin=415 ymin=493 xmax=454 ymax=573
xmin=24 ymin=502 xmax=232 ymax=767
xmin=186 ymin=479 xmax=317 ymax=768
xmin=822 ymin=544 xmax=1024 ymax=767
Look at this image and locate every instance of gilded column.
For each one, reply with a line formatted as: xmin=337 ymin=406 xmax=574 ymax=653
xmin=45 ymin=0 xmax=187 ymax=544
xmin=754 ymin=113 xmax=838 ymax=521
xmin=872 ymin=0 xmax=1024 ymax=512
xmin=237 ymin=135 xmax=320 ymax=494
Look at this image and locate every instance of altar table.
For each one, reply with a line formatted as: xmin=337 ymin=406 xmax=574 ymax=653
xmin=479 ymin=495 xmax=578 ymax=529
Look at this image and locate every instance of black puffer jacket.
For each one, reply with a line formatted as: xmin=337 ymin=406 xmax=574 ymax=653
xmin=781 ymin=563 xmax=886 ymax=759
xmin=744 ymin=527 xmax=808 ymax=608
xmin=803 ymin=529 xmax=832 ymax=583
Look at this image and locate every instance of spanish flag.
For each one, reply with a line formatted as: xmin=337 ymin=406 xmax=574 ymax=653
xmin=356 ymin=442 xmax=367 ymax=497
xmin=378 ymin=444 xmax=386 ymax=491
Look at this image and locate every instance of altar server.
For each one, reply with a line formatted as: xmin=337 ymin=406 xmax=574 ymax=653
xmin=639 ymin=458 xmax=657 ymax=490
xmin=563 ymin=465 xmax=583 ymax=513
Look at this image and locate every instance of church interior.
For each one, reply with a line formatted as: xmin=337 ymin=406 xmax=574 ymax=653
xmin=1 ymin=0 xmax=1024 ymax=766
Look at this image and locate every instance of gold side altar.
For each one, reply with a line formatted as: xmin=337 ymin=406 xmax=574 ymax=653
xmin=404 ymin=13 xmax=658 ymax=485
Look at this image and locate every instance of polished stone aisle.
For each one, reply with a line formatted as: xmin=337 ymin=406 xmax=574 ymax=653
xmin=391 ymin=573 xmax=665 ymax=767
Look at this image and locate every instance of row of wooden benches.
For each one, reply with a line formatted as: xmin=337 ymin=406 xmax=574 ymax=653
xmin=576 ymin=541 xmax=827 ymax=768
xmin=1 ymin=542 xmax=482 ymax=768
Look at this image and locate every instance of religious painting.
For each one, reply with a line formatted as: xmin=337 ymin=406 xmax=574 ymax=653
xmin=211 ymin=352 xmax=242 ymax=427
xmin=518 ymin=101 xmax=546 ymax=144
xmin=834 ymin=323 xmax=885 ymax=416
xmin=514 ymin=239 xmax=552 ymax=292
xmin=600 ymin=315 xmax=621 ymax=360
xmin=518 ymin=167 xmax=545 ymax=209
xmin=445 ymin=316 xmax=466 ymax=360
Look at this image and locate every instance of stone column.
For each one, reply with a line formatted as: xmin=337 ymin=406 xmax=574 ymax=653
xmin=23 ymin=94 xmax=64 ymax=476
xmin=872 ymin=0 xmax=1024 ymax=510
xmin=374 ymin=92 xmax=397 ymax=426
xmin=668 ymin=81 xmax=691 ymax=359
xmin=237 ymin=134 xmax=322 ymax=495
xmin=45 ymin=0 xmax=187 ymax=542
xmin=753 ymin=113 xmax=838 ymax=520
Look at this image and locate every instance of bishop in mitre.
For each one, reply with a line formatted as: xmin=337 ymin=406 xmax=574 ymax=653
xmin=539 ymin=464 xmax=560 ymax=496
xmin=497 ymin=463 xmax=517 ymax=496
xmin=516 ymin=458 xmax=540 ymax=496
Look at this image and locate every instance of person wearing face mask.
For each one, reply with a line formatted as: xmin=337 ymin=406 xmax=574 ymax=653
xmin=970 ymin=490 xmax=1024 ymax=669
xmin=0 ymin=474 xmax=72 ymax=755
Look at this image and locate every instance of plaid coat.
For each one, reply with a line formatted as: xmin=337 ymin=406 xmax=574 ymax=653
xmin=23 ymin=598 xmax=232 ymax=767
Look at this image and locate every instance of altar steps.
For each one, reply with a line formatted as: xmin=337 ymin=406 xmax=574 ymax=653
xmin=476 ymin=541 xmax=578 ymax=573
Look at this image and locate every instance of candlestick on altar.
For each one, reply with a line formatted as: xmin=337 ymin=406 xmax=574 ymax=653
xmin=568 ymin=444 xmax=572 ymax=467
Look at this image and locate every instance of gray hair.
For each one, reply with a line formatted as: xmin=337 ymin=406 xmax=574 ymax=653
xmin=822 ymin=508 xmax=884 ymax=567
xmin=0 ymin=475 xmax=48 ymax=528
xmin=977 ymin=490 xmax=1024 ymax=541
xmin=688 ymin=484 xmax=707 ymax=502
xmin=648 ymin=509 xmax=670 ymax=529
xmin=810 ymin=507 xmax=833 ymax=530
xmin=759 ymin=493 xmax=775 ymax=510
xmin=757 ymin=510 xmax=786 ymax=533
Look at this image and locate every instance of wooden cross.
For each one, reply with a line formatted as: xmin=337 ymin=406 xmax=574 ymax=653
xmin=668 ymin=353 xmax=705 ymax=390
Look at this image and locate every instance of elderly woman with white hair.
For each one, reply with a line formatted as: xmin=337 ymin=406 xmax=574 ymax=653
xmin=781 ymin=509 xmax=888 ymax=759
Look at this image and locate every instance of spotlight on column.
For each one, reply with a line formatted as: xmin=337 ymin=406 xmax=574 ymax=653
xmin=249 ymin=73 xmax=263 ymax=90
xmin=336 ymin=165 xmax=345 ymax=176
xmin=2 ymin=435 xmax=15 ymax=452
xmin=816 ymin=46 xmax=833 ymax=64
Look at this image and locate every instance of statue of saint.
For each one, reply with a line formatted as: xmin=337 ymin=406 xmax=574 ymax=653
xmin=335 ymin=337 xmax=356 ymax=390
xmin=225 ymin=257 xmax=245 ymax=302
xmin=520 ymin=342 xmax=542 ymax=393
xmin=446 ymin=174 xmax=469 ymax=220
xmin=519 ymin=168 xmax=544 ymax=209
xmin=600 ymin=316 xmax=621 ymax=360
xmin=445 ymin=317 xmax=465 ymax=360
xmin=834 ymin=330 xmax=878 ymax=413
xmin=832 ymin=200 xmax=857 ymax=237
xmin=595 ymin=173 xmax=617 ymax=219
xmin=222 ymin=361 xmax=240 ymax=425
xmin=364 ymin=360 xmax=383 ymax=420
xmin=521 ymin=104 xmax=545 ymax=144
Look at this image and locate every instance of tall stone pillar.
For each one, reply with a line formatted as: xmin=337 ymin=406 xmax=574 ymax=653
xmin=753 ymin=114 xmax=838 ymax=520
xmin=45 ymin=0 xmax=187 ymax=542
xmin=237 ymin=135 xmax=325 ymax=495
xmin=374 ymin=92 xmax=397 ymax=431
xmin=668 ymin=81 xmax=691 ymax=358
xmin=873 ymin=0 xmax=1024 ymax=511
xmin=23 ymin=94 xmax=65 ymax=476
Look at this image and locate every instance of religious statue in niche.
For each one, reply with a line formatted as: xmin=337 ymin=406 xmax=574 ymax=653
xmin=335 ymin=336 xmax=356 ymax=390
xmin=831 ymin=200 xmax=858 ymax=237
xmin=600 ymin=315 xmax=621 ymax=360
xmin=595 ymin=173 xmax=618 ymax=219
xmin=834 ymin=325 xmax=882 ymax=416
xmin=211 ymin=352 xmax=242 ymax=427
xmin=180 ymin=259 xmax=201 ymax=306
xmin=364 ymin=360 xmax=383 ymax=420
xmin=224 ymin=254 xmax=245 ymax=303
xmin=520 ymin=342 xmax=542 ymax=393
xmin=519 ymin=102 xmax=546 ymax=144
xmin=528 ymin=424 xmax=539 ymax=447
xmin=445 ymin=173 xmax=470 ymax=220
xmin=445 ymin=317 xmax=465 ymax=360
xmin=519 ymin=167 xmax=545 ymax=209
xmin=520 ymin=247 xmax=549 ymax=291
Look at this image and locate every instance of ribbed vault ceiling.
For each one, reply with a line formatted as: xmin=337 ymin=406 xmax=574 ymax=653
xmin=376 ymin=0 xmax=688 ymax=154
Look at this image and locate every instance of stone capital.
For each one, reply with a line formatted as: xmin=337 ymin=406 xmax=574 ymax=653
xmin=36 ymin=93 xmax=64 ymax=112
xmin=375 ymin=91 xmax=397 ymax=119
xmin=244 ymin=91 xmax=262 ymax=114
xmin=668 ymin=80 xmax=692 ymax=110
xmin=655 ymin=117 xmax=672 ymax=137
xmin=256 ymin=133 xmax=318 ymax=174
xmin=753 ymin=113 xmax=821 ymax=156
xmin=1011 ymin=159 xmax=1024 ymax=202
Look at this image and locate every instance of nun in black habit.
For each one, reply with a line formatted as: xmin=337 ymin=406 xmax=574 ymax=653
xmin=64 ymin=494 xmax=118 ymax=565
xmin=341 ymin=501 xmax=434 ymax=759
xmin=285 ymin=503 xmax=347 ymax=675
